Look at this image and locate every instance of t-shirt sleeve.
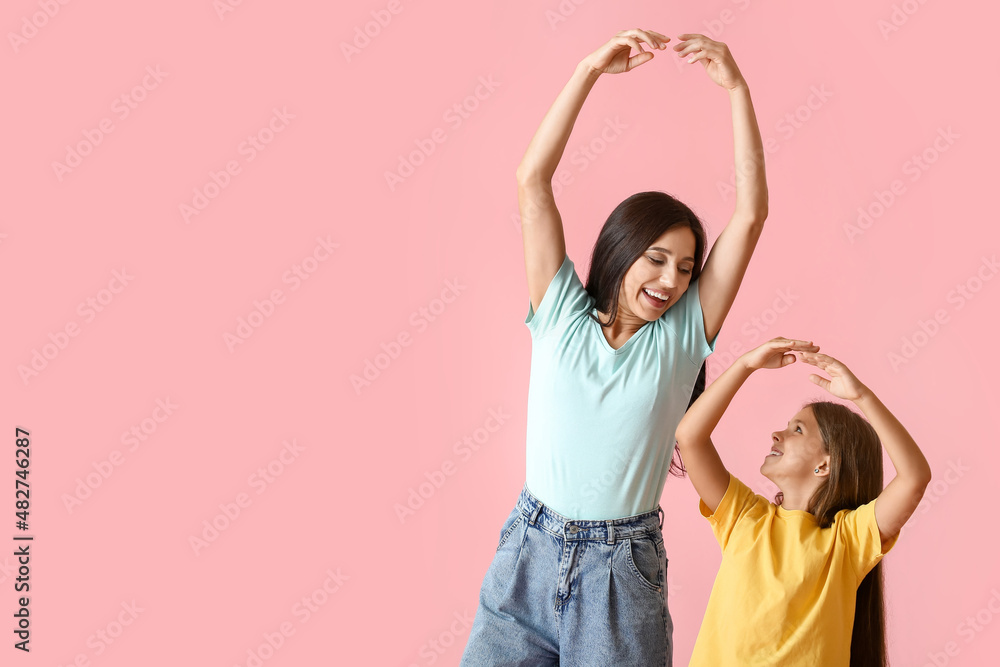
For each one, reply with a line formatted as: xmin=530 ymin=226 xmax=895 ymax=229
xmin=698 ymin=473 xmax=760 ymax=552
xmin=838 ymin=498 xmax=899 ymax=581
xmin=524 ymin=253 xmax=593 ymax=337
xmin=662 ymin=277 xmax=717 ymax=364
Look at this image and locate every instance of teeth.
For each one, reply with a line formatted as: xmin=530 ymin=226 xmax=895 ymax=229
xmin=644 ymin=288 xmax=668 ymax=301
xmin=768 ymin=451 xmax=782 ymax=456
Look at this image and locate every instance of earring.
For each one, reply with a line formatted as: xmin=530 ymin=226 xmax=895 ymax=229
xmin=814 ymin=468 xmax=819 ymax=473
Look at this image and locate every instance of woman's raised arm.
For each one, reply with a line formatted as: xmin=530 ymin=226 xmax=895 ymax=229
xmin=674 ymin=35 xmax=769 ymax=344
xmin=518 ymin=29 xmax=667 ymax=315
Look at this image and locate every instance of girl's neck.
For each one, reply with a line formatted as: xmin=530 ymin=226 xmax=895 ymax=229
xmin=776 ymin=486 xmax=819 ymax=512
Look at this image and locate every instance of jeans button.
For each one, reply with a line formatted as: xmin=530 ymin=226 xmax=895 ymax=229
xmin=567 ymin=525 xmax=579 ymax=534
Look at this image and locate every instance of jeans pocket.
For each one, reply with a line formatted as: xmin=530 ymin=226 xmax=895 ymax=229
xmin=496 ymin=507 xmax=524 ymax=552
xmin=625 ymin=535 xmax=664 ymax=592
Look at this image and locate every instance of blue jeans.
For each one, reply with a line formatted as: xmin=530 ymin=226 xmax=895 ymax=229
xmin=460 ymin=483 xmax=672 ymax=666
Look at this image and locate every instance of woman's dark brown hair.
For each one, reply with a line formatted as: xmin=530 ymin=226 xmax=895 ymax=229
xmin=581 ymin=191 xmax=710 ymax=478
xmin=782 ymin=400 xmax=888 ymax=667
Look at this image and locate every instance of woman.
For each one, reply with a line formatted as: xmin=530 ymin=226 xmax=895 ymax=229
xmin=460 ymin=29 xmax=768 ymax=666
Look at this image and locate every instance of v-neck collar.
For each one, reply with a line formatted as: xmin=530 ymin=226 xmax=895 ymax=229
xmin=591 ymin=308 xmax=653 ymax=355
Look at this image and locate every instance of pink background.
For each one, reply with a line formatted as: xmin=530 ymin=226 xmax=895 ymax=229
xmin=4 ymin=1 xmax=998 ymax=665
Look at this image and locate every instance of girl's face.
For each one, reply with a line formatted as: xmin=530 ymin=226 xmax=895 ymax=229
xmin=760 ymin=406 xmax=830 ymax=484
xmin=619 ymin=226 xmax=696 ymax=321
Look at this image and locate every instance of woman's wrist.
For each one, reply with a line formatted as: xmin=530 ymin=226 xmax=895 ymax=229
xmin=727 ymin=79 xmax=750 ymax=95
xmin=577 ymin=58 xmax=603 ymax=80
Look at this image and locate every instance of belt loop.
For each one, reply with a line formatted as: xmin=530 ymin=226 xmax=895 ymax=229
xmin=658 ymin=507 xmax=664 ymax=531
xmin=606 ymin=520 xmax=614 ymax=545
xmin=529 ymin=502 xmax=543 ymax=526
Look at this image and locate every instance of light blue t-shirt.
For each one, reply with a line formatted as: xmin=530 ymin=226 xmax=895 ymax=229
xmin=524 ymin=252 xmax=718 ymax=520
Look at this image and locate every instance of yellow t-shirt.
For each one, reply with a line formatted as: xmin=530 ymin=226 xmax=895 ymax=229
xmin=688 ymin=473 xmax=898 ymax=666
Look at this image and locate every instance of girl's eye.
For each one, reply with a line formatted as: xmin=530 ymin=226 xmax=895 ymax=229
xmin=795 ymin=426 xmax=802 ymax=433
xmin=648 ymin=257 xmax=664 ymax=265
xmin=680 ymin=268 xmax=692 ymax=275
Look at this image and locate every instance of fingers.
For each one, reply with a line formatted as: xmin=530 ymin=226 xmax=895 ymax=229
xmin=629 ymin=51 xmax=655 ymax=70
xmin=687 ymin=51 xmax=709 ymax=65
xmin=766 ymin=337 xmax=819 ymax=352
xmin=799 ymin=351 xmax=842 ymax=370
xmin=616 ymin=29 xmax=667 ymax=51
xmin=673 ymin=33 xmax=718 ymax=52
xmin=620 ymin=36 xmax=645 ymax=54
xmin=673 ymin=33 xmax=734 ymax=67
xmin=808 ymin=374 xmax=832 ymax=391
xmin=675 ymin=41 xmax=705 ymax=57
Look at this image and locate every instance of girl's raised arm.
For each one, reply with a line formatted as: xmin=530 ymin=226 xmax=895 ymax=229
xmin=673 ymin=35 xmax=768 ymax=344
xmin=800 ymin=352 xmax=932 ymax=543
xmin=517 ymin=29 xmax=667 ymax=315
xmin=675 ymin=338 xmax=818 ymax=513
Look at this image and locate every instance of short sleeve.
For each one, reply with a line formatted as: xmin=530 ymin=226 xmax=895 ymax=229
xmin=662 ymin=277 xmax=717 ymax=363
xmin=838 ymin=498 xmax=899 ymax=581
xmin=698 ymin=473 xmax=761 ymax=552
xmin=524 ymin=253 xmax=593 ymax=337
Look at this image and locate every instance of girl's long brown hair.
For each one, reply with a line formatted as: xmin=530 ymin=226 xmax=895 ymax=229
xmin=792 ymin=401 xmax=887 ymax=667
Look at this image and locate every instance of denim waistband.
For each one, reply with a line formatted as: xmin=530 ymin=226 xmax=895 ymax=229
xmin=517 ymin=483 xmax=663 ymax=543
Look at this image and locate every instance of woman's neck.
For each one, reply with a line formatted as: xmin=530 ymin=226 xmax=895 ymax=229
xmin=597 ymin=308 xmax=646 ymax=338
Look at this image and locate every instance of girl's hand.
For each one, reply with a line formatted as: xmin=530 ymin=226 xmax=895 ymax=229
xmin=582 ymin=29 xmax=670 ymax=76
xmin=800 ymin=352 xmax=869 ymax=402
xmin=740 ymin=337 xmax=820 ymax=371
xmin=673 ymin=34 xmax=746 ymax=90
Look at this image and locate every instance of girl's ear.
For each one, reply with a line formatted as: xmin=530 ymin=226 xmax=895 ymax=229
xmin=814 ymin=457 xmax=831 ymax=478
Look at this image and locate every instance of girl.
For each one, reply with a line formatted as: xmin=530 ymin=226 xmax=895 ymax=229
xmin=461 ymin=29 xmax=768 ymax=666
xmin=674 ymin=337 xmax=932 ymax=666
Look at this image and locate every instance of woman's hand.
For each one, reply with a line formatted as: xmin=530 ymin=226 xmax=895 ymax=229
xmin=740 ymin=337 xmax=820 ymax=372
xmin=582 ymin=29 xmax=670 ymax=76
xmin=673 ymin=34 xmax=746 ymax=90
xmin=799 ymin=352 xmax=869 ymax=402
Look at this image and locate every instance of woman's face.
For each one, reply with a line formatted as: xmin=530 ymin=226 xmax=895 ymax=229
xmin=619 ymin=225 xmax=697 ymax=321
